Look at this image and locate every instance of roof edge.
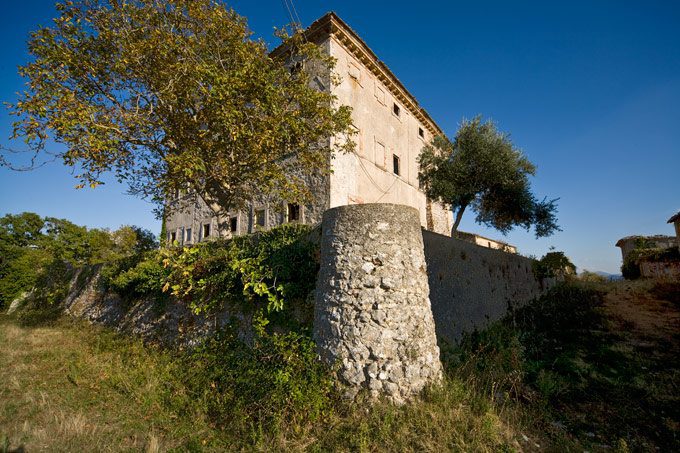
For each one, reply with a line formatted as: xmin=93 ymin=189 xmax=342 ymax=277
xmin=272 ymin=12 xmax=444 ymax=137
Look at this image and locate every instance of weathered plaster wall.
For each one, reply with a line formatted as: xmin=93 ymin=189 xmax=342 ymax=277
xmin=328 ymin=37 xmax=451 ymax=236
xmin=314 ymin=204 xmax=442 ymax=403
xmin=422 ymin=230 xmax=555 ymax=346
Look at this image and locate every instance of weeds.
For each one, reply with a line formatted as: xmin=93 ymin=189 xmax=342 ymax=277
xmin=2 ymin=280 xmax=677 ymax=451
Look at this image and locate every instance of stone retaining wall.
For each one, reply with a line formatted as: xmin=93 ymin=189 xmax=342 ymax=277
xmin=423 ymin=230 xmax=556 ymax=346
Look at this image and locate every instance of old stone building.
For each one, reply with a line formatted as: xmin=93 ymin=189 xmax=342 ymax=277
xmin=615 ymin=235 xmax=677 ymax=262
xmin=455 ymin=231 xmax=517 ymax=254
xmin=668 ymin=211 xmax=680 ymax=247
xmin=165 ymin=12 xmax=451 ymax=244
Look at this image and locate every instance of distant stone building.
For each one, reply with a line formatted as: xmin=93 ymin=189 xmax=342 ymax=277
xmin=455 ymin=231 xmax=517 ymax=254
xmin=165 ymin=12 xmax=451 ymax=244
xmin=668 ymin=211 xmax=680 ymax=247
xmin=615 ymin=235 xmax=676 ymax=262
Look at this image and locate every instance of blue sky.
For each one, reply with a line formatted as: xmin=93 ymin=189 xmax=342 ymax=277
xmin=1 ymin=0 xmax=678 ymax=273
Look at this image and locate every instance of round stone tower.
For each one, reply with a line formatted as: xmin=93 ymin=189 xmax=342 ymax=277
xmin=313 ymin=203 xmax=442 ymax=403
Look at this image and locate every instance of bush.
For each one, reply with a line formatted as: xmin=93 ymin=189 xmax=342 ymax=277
xmin=533 ymin=251 xmax=576 ymax=279
xmin=622 ymin=245 xmax=679 ymax=280
xmin=579 ymin=270 xmax=607 ymax=282
xmin=177 ymin=329 xmax=335 ymax=431
xmin=161 ymin=224 xmax=318 ymax=328
xmin=449 ymin=283 xmax=605 ymax=404
xmin=107 ymin=254 xmax=167 ymax=300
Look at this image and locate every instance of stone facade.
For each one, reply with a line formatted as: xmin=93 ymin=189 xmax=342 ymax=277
xmin=668 ymin=212 xmax=680 ymax=247
xmin=423 ymin=230 xmax=556 ymax=346
xmin=640 ymin=261 xmax=680 ymax=280
xmin=615 ymin=235 xmax=677 ymax=262
xmin=313 ymin=204 xmax=442 ymax=403
xmin=455 ymin=231 xmax=517 ymax=254
xmin=165 ymin=12 xmax=451 ymax=244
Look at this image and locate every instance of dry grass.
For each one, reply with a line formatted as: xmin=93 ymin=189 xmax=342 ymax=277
xmin=0 ymin=317 xmax=207 ymax=452
xmin=4 ymin=280 xmax=674 ymax=451
xmin=0 ymin=314 xmax=532 ymax=452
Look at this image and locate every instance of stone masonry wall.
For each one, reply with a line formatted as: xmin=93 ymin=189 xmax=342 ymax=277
xmin=423 ymin=230 xmax=556 ymax=346
xmin=640 ymin=261 xmax=680 ymax=280
xmin=313 ymin=204 xmax=442 ymax=403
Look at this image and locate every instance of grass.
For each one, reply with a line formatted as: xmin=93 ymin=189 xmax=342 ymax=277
xmin=0 ymin=315 xmax=535 ymax=451
xmin=1 ymin=280 xmax=678 ymax=451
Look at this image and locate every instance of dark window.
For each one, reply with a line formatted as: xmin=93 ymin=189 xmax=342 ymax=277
xmin=290 ymin=61 xmax=303 ymax=74
xmin=418 ymin=127 xmax=424 ymax=138
xmin=230 ymin=217 xmax=238 ymax=233
xmin=185 ymin=228 xmax=192 ymax=243
xmin=393 ymin=154 xmax=400 ymax=176
xmin=287 ymin=203 xmax=300 ymax=222
xmin=393 ymin=103 xmax=400 ymax=116
xmin=170 ymin=232 xmax=176 ymax=243
xmin=255 ymin=210 xmax=265 ymax=227
xmin=203 ymin=224 xmax=210 ymax=239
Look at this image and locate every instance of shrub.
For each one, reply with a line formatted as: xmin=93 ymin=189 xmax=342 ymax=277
xmin=108 ymin=255 xmax=167 ymax=300
xmin=161 ymin=224 xmax=318 ymax=328
xmin=176 ymin=329 xmax=335 ymax=431
xmin=579 ymin=270 xmax=607 ymax=283
xmin=622 ymin=245 xmax=679 ymax=280
xmin=532 ymin=251 xmax=576 ymax=279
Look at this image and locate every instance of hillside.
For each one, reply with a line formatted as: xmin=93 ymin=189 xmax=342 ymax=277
xmin=2 ymin=279 xmax=678 ymax=451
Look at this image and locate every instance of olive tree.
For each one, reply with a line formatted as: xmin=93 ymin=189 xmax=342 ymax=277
xmin=4 ymin=0 xmax=354 ymax=222
xmin=418 ymin=116 xmax=559 ymax=237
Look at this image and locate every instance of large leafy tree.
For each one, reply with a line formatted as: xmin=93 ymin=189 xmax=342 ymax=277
xmin=4 ymin=0 xmax=354 ymax=223
xmin=418 ymin=116 xmax=559 ymax=237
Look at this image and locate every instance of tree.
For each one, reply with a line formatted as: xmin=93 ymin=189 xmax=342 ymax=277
xmin=418 ymin=116 xmax=559 ymax=237
xmin=4 ymin=0 xmax=354 ymax=224
xmin=536 ymin=251 xmax=576 ymax=278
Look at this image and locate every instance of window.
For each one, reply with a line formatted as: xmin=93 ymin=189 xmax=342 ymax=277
xmin=418 ymin=127 xmax=425 ymax=139
xmin=393 ymin=103 xmax=400 ymax=117
xmin=202 ymin=223 xmax=210 ymax=239
xmin=348 ymin=62 xmax=361 ymax=82
xmin=374 ymin=140 xmax=386 ymax=168
xmin=185 ymin=228 xmax=192 ymax=243
xmin=255 ymin=209 xmax=265 ymax=228
xmin=230 ymin=217 xmax=238 ymax=233
xmin=287 ymin=203 xmax=300 ymax=222
xmin=290 ymin=61 xmax=303 ymax=74
xmin=393 ymin=154 xmax=400 ymax=176
xmin=170 ymin=232 xmax=176 ymax=243
xmin=374 ymin=84 xmax=385 ymax=105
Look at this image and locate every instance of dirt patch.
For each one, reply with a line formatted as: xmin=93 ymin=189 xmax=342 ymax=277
xmin=603 ymin=281 xmax=680 ymax=354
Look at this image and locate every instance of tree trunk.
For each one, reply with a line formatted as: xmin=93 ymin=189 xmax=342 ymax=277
xmin=451 ymin=205 xmax=466 ymax=237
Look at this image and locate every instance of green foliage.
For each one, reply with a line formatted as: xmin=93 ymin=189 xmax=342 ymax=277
xmin=160 ymin=224 xmax=317 ymax=327
xmin=5 ymin=0 xmax=355 ymax=219
xmin=418 ymin=116 xmax=559 ymax=237
xmin=107 ymin=254 xmax=167 ymax=300
xmin=532 ymin=251 xmax=576 ymax=279
xmin=178 ymin=328 xmax=335 ymax=431
xmin=579 ymin=270 xmax=607 ymax=282
xmin=0 ymin=212 xmax=157 ymax=309
xmin=622 ymin=244 xmax=679 ymax=280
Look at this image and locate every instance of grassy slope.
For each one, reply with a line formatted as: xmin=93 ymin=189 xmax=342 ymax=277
xmin=1 ymin=280 xmax=678 ymax=452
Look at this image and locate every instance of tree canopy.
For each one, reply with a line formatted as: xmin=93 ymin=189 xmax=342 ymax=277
xmin=418 ymin=116 xmax=559 ymax=238
xmin=0 ymin=211 xmax=157 ymax=308
xmin=4 ymin=0 xmax=354 ymax=220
